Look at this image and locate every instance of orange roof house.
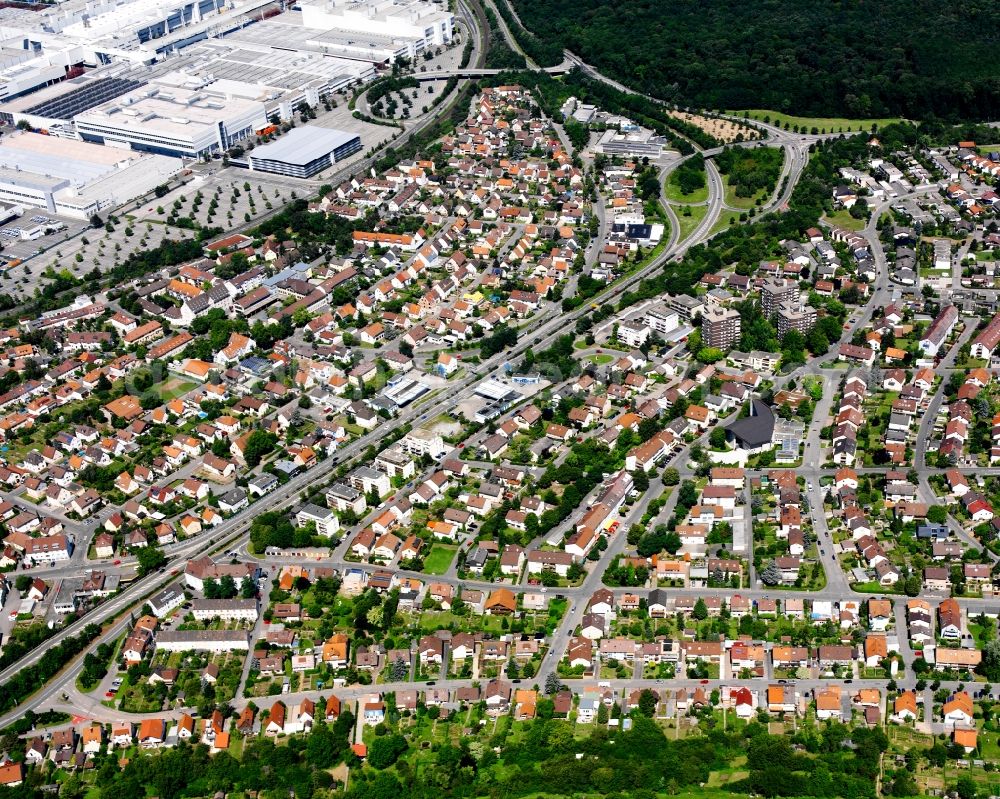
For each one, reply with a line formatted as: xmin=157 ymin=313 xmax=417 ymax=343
xmin=322 ymin=633 xmax=349 ymax=664
xmin=953 ymin=728 xmax=978 ymax=752
xmin=894 ymin=691 xmax=918 ymax=718
xmin=485 ymin=588 xmax=517 ymax=615
xmin=104 ymin=395 xmax=144 ymax=420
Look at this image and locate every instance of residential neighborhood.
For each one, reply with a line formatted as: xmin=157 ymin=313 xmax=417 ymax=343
xmin=0 ymin=4 xmax=997 ymax=798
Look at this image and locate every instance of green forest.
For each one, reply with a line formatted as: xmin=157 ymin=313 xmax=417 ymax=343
xmin=509 ymin=0 xmax=1000 ymax=119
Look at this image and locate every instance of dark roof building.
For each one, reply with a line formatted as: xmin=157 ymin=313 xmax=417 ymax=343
xmin=726 ymin=400 xmax=775 ymax=450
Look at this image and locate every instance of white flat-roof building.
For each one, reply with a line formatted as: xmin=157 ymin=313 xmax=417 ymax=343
xmin=222 ymin=15 xmax=407 ymax=69
xmin=0 ymin=131 xmax=181 ymax=218
xmin=299 ymin=0 xmax=454 ymax=59
xmin=295 ymin=503 xmax=341 ymax=537
xmin=191 ymin=598 xmax=259 ymax=621
xmin=400 ymin=427 xmax=448 ymax=459
xmin=75 ymin=82 xmax=266 ymax=158
xmin=0 ymin=51 xmax=70 ymax=104
xmin=0 ymin=0 xmax=278 ymax=67
xmin=595 ymin=127 xmax=668 ymax=159
xmin=155 ymin=39 xmax=375 ymax=117
xmin=248 ymin=126 xmax=361 ymax=177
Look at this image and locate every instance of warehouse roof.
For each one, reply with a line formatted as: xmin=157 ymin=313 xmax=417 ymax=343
xmin=250 ymin=127 xmax=359 ymax=165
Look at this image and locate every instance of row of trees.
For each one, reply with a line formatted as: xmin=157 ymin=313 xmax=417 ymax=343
xmin=488 ymin=0 xmax=564 ymax=67
xmin=0 ymin=624 xmax=102 ymax=713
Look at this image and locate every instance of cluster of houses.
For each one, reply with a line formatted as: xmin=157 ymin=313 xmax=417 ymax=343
xmin=0 ymin=312 xmax=350 ymax=570
xmin=2 ymin=671 xmax=988 ymax=790
xmin=756 ymin=469 xmax=811 ymax=585
xmin=943 ymin=469 xmax=997 ymax=527
xmin=560 ymin=591 xmax=900 ymax=675
xmin=904 ymin=597 xmax=982 ymax=673
xmin=832 ymin=369 xmax=869 ymax=467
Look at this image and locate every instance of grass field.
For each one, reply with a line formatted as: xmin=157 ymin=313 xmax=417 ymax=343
xmin=423 ymin=544 xmax=458 ymax=575
xmin=981 ymin=730 xmax=1000 ymax=760
xmin=823 ymin=208 xmax=867 ymax=231
xmin=155 ymin=376 xmax=198 ymax=400
xmin=732 ymin=109 xmax=903 ymax=133
xmin=722 ymin=173 xmax=767 ymax=210
xmin=664 ymin=178 xmax=709 ymax=204
xmin=671 ymin=203 xmax=709 ymax=242
xmin=710 ymin=213 xmax=738 ymax=237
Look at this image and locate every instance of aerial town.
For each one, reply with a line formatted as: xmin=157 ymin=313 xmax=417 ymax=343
xmin=0 ymin=0 xmax=997 ymax=797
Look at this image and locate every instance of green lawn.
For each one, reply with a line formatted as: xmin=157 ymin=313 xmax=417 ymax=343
xmin=710 ymin=213 xmax=738 ymax=237
xmin=157 ymin=376 xmax=198 ymax=400
xmin=981 ymin=730 xmax=1000 ymax=760
xmin=732 ymin=109 xmax=904 ymax=133
xmin=664 ymin=178 xmax=709 ymax=204
xmin=823 ymin=209 xmax=866 ymax=231
xmin=588 ymin=354 xmax=613 ymax=365
xmin=423 ymin=544 xmax=458 ymax=575
xmin=417 ymin=610 xmax=508 ymax=633
xmin=671 ymin=203 xmax=709 ymax=242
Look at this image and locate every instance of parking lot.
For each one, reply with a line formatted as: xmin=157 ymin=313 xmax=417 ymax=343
xmin=129 ymin=172 xmax=300 ymax=231
xmin=0 ymin=211 xmax=89 ymax=264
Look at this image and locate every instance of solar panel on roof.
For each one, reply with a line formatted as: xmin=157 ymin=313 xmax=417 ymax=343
xmin=25 ymin=77 xmax=145 ymax=120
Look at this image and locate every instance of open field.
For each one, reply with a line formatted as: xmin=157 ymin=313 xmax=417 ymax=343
xmin=733 ymin=109 xmax=904 ymax=132
xmin=722 ymin=174 xmax=767 ymax=210
xmin=671 ymin=203 xmax=709 ymax=242
xmin=423 ymin=544 xmax=458 ymax=575
xmin=823 ymin=209 xmax=867 ymax=231
xmin=710 ymin=212 xmax=738 ymax=237
xmin=665 ymin=179 xmax=709 ymax=205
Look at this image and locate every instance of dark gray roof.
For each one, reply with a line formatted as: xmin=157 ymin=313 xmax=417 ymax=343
xmin=726 ymin=400 xmax=775 ymax=449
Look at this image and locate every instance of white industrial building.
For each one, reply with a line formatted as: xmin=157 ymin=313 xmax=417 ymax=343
xmin=594 ymin=127 xmax=668 ymax=159
xmin=299 ymin=0 xmax=453 ymax=58
xmin=0 ymin=131 xmax=181 ymax=218
xmin=0 ymin=50 xmax=73 ymax=104
xmin=164 ymin=38 xmax=375 ymax=115
xmin=0 ymin=0 xmax=279 ymax=68
xmin=0 ymin=0 xmax=455 ymax=215
xmin=75 ymin=81 xmax=266 ymax=158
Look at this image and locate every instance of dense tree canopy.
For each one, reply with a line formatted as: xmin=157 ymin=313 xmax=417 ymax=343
xmin=715 ymin=146 xmax=784 ymax=198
